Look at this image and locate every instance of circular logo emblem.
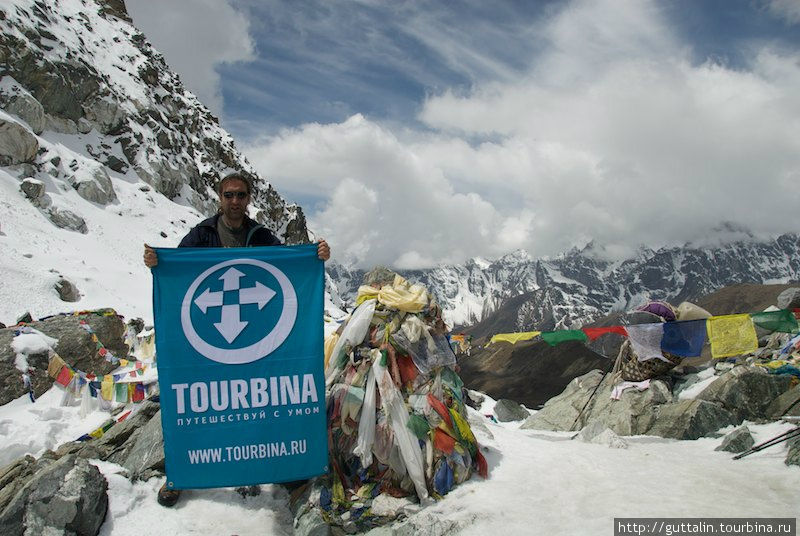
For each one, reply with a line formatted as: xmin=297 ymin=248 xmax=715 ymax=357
xmin=180 ymin=259 xmax=297 ymax=364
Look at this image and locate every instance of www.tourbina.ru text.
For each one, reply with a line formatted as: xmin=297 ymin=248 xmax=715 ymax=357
xmin=187 ymin=440 xmax=307 ymax=464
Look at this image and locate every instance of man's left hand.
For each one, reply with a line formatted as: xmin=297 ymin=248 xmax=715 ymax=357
xmin=317 ymin=239 xmax=330 ymax=261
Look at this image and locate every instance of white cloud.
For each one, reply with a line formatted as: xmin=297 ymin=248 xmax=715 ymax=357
xmin=126 ymin=0 xmax=254 ymax=116
xmin=767 ymin=0 xmax=800 ymax=25
xmin=241 ymin=0 xmax=800 ymax=268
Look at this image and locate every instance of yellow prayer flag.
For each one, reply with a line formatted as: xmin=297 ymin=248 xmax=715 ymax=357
xmin=101 ymin=376 xmax=114 ymax=401
xmin=489 ymin=331 xmax=541 ymax=345
xmin=119 ymin=359 xmax=129 ymax=367
xmin=324 ymin=332 xmax=340 ymax=370
xmin=706 ymin=314 xmax=758 ymax=359
xmin=47 ymin=353 xmax=66 ymax=379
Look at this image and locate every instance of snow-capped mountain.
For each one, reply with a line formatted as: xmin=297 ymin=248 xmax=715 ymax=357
xmin=329 ymin=234 xmax=800 ymax=330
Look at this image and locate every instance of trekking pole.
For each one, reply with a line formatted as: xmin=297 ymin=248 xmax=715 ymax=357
xmin=733 ymin=427 xmax=800 ymax=460
xmin=570 ymin=346 xmax=621 ymax=432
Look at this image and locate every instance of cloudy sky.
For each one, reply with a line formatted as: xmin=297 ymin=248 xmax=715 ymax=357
xmin=126 ymin=0 xmax=800 ymax=269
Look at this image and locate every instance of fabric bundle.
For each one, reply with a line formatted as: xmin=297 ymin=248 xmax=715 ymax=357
xmin=320 ymin=274 xmax=487 ymax=530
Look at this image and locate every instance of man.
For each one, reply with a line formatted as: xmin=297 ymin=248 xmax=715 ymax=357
xmin=143 ymin=172 xmax=329 ymax=506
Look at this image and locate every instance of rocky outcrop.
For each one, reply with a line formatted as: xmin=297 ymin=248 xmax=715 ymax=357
xmin=0 ymin=310 xmax=126 ymax=405
xmin=0 ymin=115 xmax=38 ymax=165
xmin=696 ymin=366 xmax=794 ymax=422
xmin=493 ymin=398 xmax=530 ymax=422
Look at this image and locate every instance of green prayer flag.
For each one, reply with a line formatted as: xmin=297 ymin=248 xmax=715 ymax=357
xmin=115 ymin=382 xmax=128 ymax=403
xmin=540 ymin=330 xmax=588 ymax=346
xmin=406 ymin=414 xmax=431 ymax=440
xmin=751 ymin=310 xmax=799 ymax=333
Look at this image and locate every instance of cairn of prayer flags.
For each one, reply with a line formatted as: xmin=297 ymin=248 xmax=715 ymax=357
xmin=488 ymin=309 xmax=799 ymax=359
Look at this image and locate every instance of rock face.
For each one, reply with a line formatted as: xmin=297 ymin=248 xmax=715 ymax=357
xmin=0 ymin=454 xmax=108 ymax=536
xmin=0 ymin=0 xmax=309 ymax=247
xmin=715 ymin=426 xmax=755 ymax=453
xmin=0 ymin=310 xmax=125 ymax=405
xmin=493 ymin=398 xmax=530 ymax=422
xmin=520 ymin=364 xmax=781 ymax=440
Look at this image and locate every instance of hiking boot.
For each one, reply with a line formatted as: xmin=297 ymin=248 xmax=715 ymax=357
xmin=157 ymin=483 xmax=181 ymax=507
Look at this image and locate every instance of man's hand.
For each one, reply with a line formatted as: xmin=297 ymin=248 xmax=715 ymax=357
xmin=144 ymin=244 xmax=158 ymax=268
xmin=317 ymin=239 xmax=330 ymax=261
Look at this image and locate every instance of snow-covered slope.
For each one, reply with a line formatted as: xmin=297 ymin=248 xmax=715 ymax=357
xmin=0 ymin=0 xmax=309 ymax=323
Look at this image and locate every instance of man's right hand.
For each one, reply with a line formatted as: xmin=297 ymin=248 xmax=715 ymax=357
xmin=144 ymin=244 xmax=158 ymax=268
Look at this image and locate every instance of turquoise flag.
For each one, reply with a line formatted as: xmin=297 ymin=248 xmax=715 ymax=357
xmin=153 ymin=244 xmax=327 ymax=489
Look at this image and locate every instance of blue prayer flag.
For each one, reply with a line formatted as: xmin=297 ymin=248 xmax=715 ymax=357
xmin=661 ymin=319 xmax=707 ymax=357
xmin=152 ymin=245 xmax=327 ymax=489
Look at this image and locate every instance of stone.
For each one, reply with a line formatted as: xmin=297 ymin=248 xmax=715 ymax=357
xmin=697 ymin=366 xmax=794 ymax=422
xmin=47 ymin=206 xmax=88 ymax=233
xmin=119 ymin=407 xmax=165 ymax=479
xmin=0 ymin=116 xmax=38 ymax=165
xmin=575 ymin=421 xmax=629 ymax=449
xmin=646 ymin=399 xmax=737 ymax=440
xmin=83 ymin=96 xmax=126 ymax=135
xmin=4 ymin=91 xmax=45 ymax=134
xmin=766 ymin=385 xmax=800 ymax=419
xmin=19 ymin=178 xmax=45 ymax=201
xmin=0 ymin=455 xmax=108 ymax=536
xmin=493 ymin=398 xmax=530 ymax=422
xmin=70 ymin=166 xmax=117 ymax=205
xmin=0 ymin=310 xmax=125 ymax=405
xmin=54 ymin=277 xmax=80 ymax=302
xmin=715 ymin=426 xmax=755 ymax=453
xmin=786 ymin=436 xmax=800 ymax=468
xmin=777 ymin=288 xmax=800 ymax=311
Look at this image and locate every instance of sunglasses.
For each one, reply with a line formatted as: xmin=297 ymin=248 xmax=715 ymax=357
xmin=222 ymin=191 xmax=248 ymax=199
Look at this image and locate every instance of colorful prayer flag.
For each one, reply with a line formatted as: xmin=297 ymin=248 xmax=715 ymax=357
xmin=55 ymin=365 xmax=73 ymax=387
xmin=582 ymin=326 xmax=628 ymax=341
xmin=706 ymin=314 xmax=758 ymax=359
xmin=489 ymin=331 xmax=541 ymax=345
xmin=626 ymin=324 xmax=667 ymax=362
xmin=661 ymin=320 xmax=707 ymax=357
xmin=750 ymin=310 xmax=799 ymax=334
xmin=540 ymin=330 xmax=587 ymax=346
xmin=115 ymin=383 xmax=128 ymax=403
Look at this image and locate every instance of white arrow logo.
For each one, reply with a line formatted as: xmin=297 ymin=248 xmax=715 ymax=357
xmin=193 ymin=268 xmax=277 ymax=343
xmin=182 ymin=259 xmax=298 ymax=365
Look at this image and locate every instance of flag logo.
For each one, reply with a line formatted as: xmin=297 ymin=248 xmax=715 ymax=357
xmin=180 ymin=258 xmax=297 ymax=364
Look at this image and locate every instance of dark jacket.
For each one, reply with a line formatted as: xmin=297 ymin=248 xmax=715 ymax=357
xmin=178 ymin=214 xmax=282 ymax=248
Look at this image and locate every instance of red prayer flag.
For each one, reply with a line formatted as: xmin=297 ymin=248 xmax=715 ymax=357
xmin=428 ymin=393 xmax=453 ymax=428
xmin=55 ymin=366 xmax=73 ymax=387
xmin=132 ymin=383 xmax=145 ymax=402
xmin=475 ymin=450 xmax=489 ymax=478
xmin=582 ymin=326 xmax=628 ymax=341
xmin=433 ymin=428 xmax=456 ymax=454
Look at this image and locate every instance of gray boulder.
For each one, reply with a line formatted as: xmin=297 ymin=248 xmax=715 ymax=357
xmin=521 ymin=370 xmax=671 ymax=436
xmin=55 ymin=277 xmax=81 ymax=302
xmin=0 ymin=310 xmax=125 ymax=405
xmin=697 ymin=366 xmax=794 ymax=422
xmin=70 ymin=167 xmax=117 ymax=205
xmin=0 ymin=117 xmax=38 ymax=166
xmin=83 ymin=96 xmax=126 ymax=135
xmin=46 ymin=206 xmax=88 ymax=233
xmin=0 ymin=454 xmax=108 ymax=536
xmin=647 ymin=399 xmax=737 ymax=440
xmin=766 ymin=385 xmax=800 ymax=419
xmin=19 ymin=179 xmax=45 ymax=202
xmin=120 ymin=408 xmax=165 ymax=480
xmin=575 ymin=420 xmax=628 ymax=449
xmin=777 ymin=288 xmax=800 ymax=311
xmin=493 ymin=399 xmax=530 ymax=422
xmin=4 ymin=92 xmax=45 ymax=135
xmin=715 ymin=426 xmax=755 ymax=453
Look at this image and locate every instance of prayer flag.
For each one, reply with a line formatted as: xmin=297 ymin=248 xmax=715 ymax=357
xmin=706 ymin=314 xmax=758 ymax=359
xmin=101 ymin=376 xmax=114 ymax=401
xmin=750 ymin=310 xmax=799 ymax=334
xmin=540 ymin=330 xmax=587 ymax=346
xmin=47 ymin=354 xmax=66 ymax=379
xmin=152 ymin=244 xmax=326 ymax=489
xmin=55 ymin=366 xmax=73 ymax=387
xmin=582 ymin=326 xmax=628 ymax=341
xmin=626 ymin=324 xmax=667 ymax=362
xmin=115 ymin=382 xmax=128 ymax=403
xmin=661 ymin=320 xmax=707 ymax=357
xmin=132 ymin=383 xmax=145 ymax=402
xmin=489 ymin=331 xmax=541 ymax=345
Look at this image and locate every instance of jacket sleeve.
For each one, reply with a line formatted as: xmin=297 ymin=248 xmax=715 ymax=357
xmin=178 ymin=227 xmax=203 ymax=248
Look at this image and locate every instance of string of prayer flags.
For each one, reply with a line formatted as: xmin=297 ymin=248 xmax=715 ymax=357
xmin=489 ymin=331 xmax=541 ymax=345
xmin=706 ymin=314 xmax=758 ymax=359
xmin=626 ymin=324 xmax=669 ymax=362
xmin=661 ymin=319 xmax=707 ymax=357
xmin=582 ymin=326 xmax=628 ymax=341
xmin=540 ymin=330 xmax=587 ymax=346
xmin=750 ymin=310 xmax=799 ymax=334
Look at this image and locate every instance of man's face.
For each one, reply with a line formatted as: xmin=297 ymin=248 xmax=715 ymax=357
xmin=219 ymin=179 xmax=250 ymax=223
